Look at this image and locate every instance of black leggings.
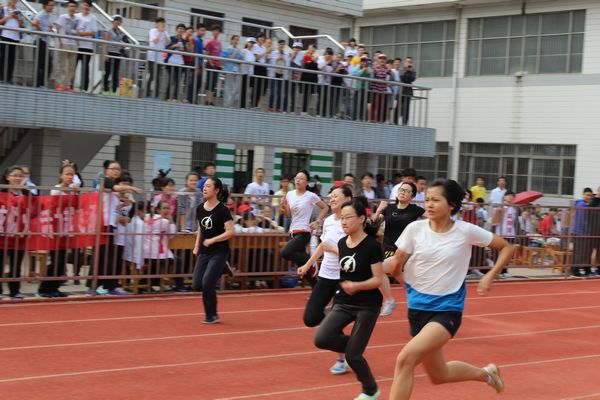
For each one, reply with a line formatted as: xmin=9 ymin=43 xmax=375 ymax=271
xmin=303 ymin=277 xmax=338 ymax=327
xmin=103 ymin=52 xmax=121 ymax=92
xmin=315 ymin=303 xmax=380 ymax=396
xmin=75 ymin=48 xmax=93 ymax=91
xmin=0 ymin=248 xmax=25 ymax=296
xmin=281 ymin=232 xmax=315 ymax=287
xmin=39 ymin=249 xmax=68 ymax=293
xmin=192 ymin=251 xmax=228 ymax=319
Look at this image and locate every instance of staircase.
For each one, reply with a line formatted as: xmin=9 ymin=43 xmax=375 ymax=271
xmin=0 ymin=127 xmax=30 ymax=169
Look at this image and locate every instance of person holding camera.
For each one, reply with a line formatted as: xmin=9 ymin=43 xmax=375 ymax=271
xmin=400 ymin=56 xmax=416 ymax=125
xmin=0 ymin=0 xmax=25 ymax=83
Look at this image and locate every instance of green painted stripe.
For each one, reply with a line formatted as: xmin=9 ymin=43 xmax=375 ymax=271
xmin=216 ymin=160 xmax=234 ymax=167
xmin=310 ymin=165 xmax=333 ymax=173
xmin=310 ymin=155 xmax=333 ymax=162
xmin=274 ymin=152 xmax=282 ymax=158
xmin=273 ymin=175 xmax=281 ymax=181
xmin=320 ymin=177 xmax=332 ymax=183
xmin=274 ymin=163 xmax=282 ymax=170
xmin=216 ymin=147 xmax=235 ymax=155
xmin=217 ymin=171 xmax=234 ymax=179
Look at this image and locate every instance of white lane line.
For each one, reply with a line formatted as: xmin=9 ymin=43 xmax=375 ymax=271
xmin=216 ymin=354 xmax=600 ymax=400
xmin=0 ymin=278 xmax=597 ymax=309
xmin=0 ymin=323 xmax=599 ymax=384
xmin=562 ymin=393 xmax=600 ymax=400
xmin=2 ymin=305 xmax=600 ymax=352
xmin=1 ymin=290 xmax=597 ymax=328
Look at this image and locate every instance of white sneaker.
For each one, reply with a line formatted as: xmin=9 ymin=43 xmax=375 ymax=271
xmin=483 ymin=363 xmax=504 ymax=393
xmin=354 ymin=389 xmax=380 ymax=400
xmin=379 ymin=300 xmax=397 ymax=316
xmin=329 ymin=358 xmax=349 ymax=375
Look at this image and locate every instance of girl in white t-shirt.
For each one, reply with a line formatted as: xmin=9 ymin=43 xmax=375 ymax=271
xmin=298 ymin=185 xmax=352 ymax=375
xmin=385 ymin=179 xmax=513 ymax=399
xmin=280 ymin=170 xmax=328 ymax=287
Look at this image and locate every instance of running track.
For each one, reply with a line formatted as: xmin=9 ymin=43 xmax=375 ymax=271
xmin=1 ymin=279 xmax=600 ymax=399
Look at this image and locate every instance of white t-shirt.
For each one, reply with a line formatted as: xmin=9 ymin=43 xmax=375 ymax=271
xmin=75 ymin=13 xmax=97 ymax=50
xmin=490 ymin=187 xmax=507 ymax=204
xmin=286 ymin=190 xmax=321 ymax=232
xmin=318 ymin=214 xmax=346 ymax=280
xmin=57 ymin=13 xmax=79 ymax=46
xmin=1 ymin=6 xmax=21 ymax=41
xmin=363 ymin=189 xmax=375 ymax=200
xmin=147 ymin=28 xmax=170 ymax=63
xmin=241 ymin=48 xmax=255 ymax=75
xmin=344 ymin=46 xmax=358 ymax=58
xmin=252 ymin=44 xmax=267 ymax=64
xmin=395 ymin=219 xmax=493 ymax=311
xmin=245 ymin=181 xmax=270 ymax=214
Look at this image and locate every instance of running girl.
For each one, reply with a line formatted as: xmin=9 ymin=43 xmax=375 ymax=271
xmin=298 ymin=185 xmax=353 ymax=375
xmin=385 ymin=179 xmax=513 ymax=399
xmin=314 ymin=197 xmax=384 ymax=400
xmin=372 ymin=181 xmax=424 ymax=316
xmin=192 ymin=177 xmax=234 ymax=324
xmin=280 ymin=169 xmax=328 ymax=287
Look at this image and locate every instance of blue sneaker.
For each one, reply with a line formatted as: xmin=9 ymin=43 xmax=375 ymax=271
xmin=354 ymin=389 xmax=380 ymax=400
xmin=330 ymin=358 xmax=349 ymax=375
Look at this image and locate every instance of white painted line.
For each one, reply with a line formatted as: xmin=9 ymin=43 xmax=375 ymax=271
xmin=561 ymin=392 xmax=600 ymax=400
xmin=0 ymin=324 xmax=599 ymax=384
xmin=1 ymin=290 xmax=596 ymax=327
xmin=2 ymin=305 xmax=600 ymax=352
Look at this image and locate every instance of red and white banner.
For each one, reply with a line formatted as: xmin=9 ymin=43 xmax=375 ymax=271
xmin=0 ymin=192 xmax=105 ymax=250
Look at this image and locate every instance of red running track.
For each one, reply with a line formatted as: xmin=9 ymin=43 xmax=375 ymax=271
xmin=1 ymin=279 xmax=600 ymax=400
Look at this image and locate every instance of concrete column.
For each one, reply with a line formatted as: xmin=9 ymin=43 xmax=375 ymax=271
xmin=31 ymin=129 xmax=61 ymax=187
xmin=253 ymin=145 xmax=275 ymax=188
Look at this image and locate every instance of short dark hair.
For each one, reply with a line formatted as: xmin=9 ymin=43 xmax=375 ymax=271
xmin=185 ymin=172 xmax=200 ymax=180
xmin=429 ymin=179 xmax=465 ymax=215
xmin=278 ymin=39 xmax=286 ymax=45
xmin=498 ymin=176 xmax=507 ymax=181
xmin=116 ymin=173 xmax=133 ymax=185
xmin=330 ymin=184 xmax=353 ymax=198
xmin=505 ymin=190 xmax=515 ymax=197
xmin=257 ymin=32 xmax=265 ymax=39
xmin=476 ymin=197 xmax=485 ymax=204
xmin=405 ymin=56 xmax=413 ymax=60
xmin=255 ymin=167 xmax=265 ymax=173
xmin=102 ymin=159 xmax=111 ymax=169
xmin=204 ymin=162 xmax=216 ymax=170
xmin=476 ymin=176 xmax=485 ymax=181
xmin=358 ymin=45 xmax=365 ymax=49
xmin=361 ymin=172 xmax=374 ymax=180
xmin=296 ymin=169 xmax=310 ymax=181
xmin=344 ymin=173 xmax=355 ymax=179
xmin=210 ymin=24 xmax=221 ymax=32
xmin=583 ymin=187 xmax=593 ymax=193
xmin=396 ymin=181 xmax=417 ymax=202
xmin=394 ymin=57 xmax=402 ymax=62
xmin=155 ymin=17 xmax=166 ymax=23
xmin=160 ymin=177 xmax=175 ymax=187
xmin=66 ymin=0 xmax=77 ymax=5
xmin=82 ymin=0 xmax=92 ymax=6
xmin=401 ymin=168 xmax=417 ymax=179
xmin=349 ymin=38 xmax=356 ymax=43
xmin=41 ymin=0 xmax=54 ymax=6
xmin=416 ymin=175 xmax=427 ymax=183
xmin=196 ymin=23 xmax=205 ymax=30
xmin=176 ymin=23 xmax=186 ymax=30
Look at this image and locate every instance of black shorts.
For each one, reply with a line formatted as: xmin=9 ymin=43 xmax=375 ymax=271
xmin=408 ymin=309 xmax=462 ymax=338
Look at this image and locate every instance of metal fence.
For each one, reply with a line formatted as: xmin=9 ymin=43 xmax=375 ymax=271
xmin=1 ymin=185 xmax=599 ymax=299
xmin=0 ymin=26 xmax=431 ymax=127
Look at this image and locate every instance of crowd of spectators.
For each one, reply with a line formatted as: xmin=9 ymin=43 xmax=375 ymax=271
xmin=1 ymin=1 xmax=420 ymax=124
xmin=2 ymin=159 xmax=600 ymax=299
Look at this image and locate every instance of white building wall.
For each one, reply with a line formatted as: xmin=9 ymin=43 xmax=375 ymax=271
xmin=359 ymin=0 xmax=600 ymax=199
xmin=144 ymin=138 xmax=193 ymax=190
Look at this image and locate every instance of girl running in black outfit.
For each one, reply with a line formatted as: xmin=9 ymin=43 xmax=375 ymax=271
xmin=314 ymin=197 xmax=385 ymax=400
xmin=192 ymin=177 xmax=234 ymax=324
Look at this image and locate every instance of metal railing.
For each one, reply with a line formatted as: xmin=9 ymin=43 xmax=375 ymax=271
xmin=0 ymin=26 xmax=431 ymax=127
xmin=106 ymin=0 xmax=345 ymax=51
xmin=1 ymin=184 xmax=599 ymax=299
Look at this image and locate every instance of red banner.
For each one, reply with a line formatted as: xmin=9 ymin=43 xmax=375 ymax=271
xmin=0 ymin=192 xmax=105 ymax=250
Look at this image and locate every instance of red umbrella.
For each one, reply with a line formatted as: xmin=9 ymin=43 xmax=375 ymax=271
xmin=513 ymin=190 xmax=544 ymax=205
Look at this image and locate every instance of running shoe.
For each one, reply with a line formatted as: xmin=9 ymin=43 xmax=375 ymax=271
xmin=354 ymin=389 xmax=380 ymax=400
xmin=330 ymin=358 xmax=349 ymax=375
xmin=379 ymin=300 xmax=397 ymax=316
xmin=109 ymin=287 xmax=129 ymax=296
xmin=95 ymin=286 xmax=109 ymax=295
xmin=10 ymin=293 xmax=25 ymax=300
xmin=483 ymin=363 xmax=504 ymax=393
xmin=202 ymin=316 xmax=220 ymax=324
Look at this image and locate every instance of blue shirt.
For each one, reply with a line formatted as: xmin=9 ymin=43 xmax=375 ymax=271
xmin=572 ymin=199 xmax=589 ymax=235
xmin=221 ymin=45 xmax=244 ymax=72
xmin=193 ymin=34 xmax=204 ymax=66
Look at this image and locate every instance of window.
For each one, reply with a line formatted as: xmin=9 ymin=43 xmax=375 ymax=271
xmin=140 ymin=4 xmax=158 ymax=22
xmin=360 ymin=21 xmax=456 ymax=77
xmin=332 ymin=152 xmax=345 ymax=181
xmin=242 ymin=17 xmax=272 ymax=39
xmin=190 ymin=8 xmax=224 ymax=31
xmin=378 ymin=142 xmax=449 ymax=182
xmin=289 ymin=26 xmax=318 ymax=48
xmin=282 ymin=152 xmax=309 ymax=179
xmin=191 ymin=142 xmax=216 ymax=171
xmin=458 ymin=143 xmax=576 ymax=195
xmin=233 ymin=149 xmax=254 ymax=193
xmin=339 ymin=28 xmax=351 ymax=43
xmin=467 ymin=10 xmax=585 ymax=75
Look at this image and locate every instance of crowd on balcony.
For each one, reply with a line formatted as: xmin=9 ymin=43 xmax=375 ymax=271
xmin=0 ymin=0 xmax=420 ymax=124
